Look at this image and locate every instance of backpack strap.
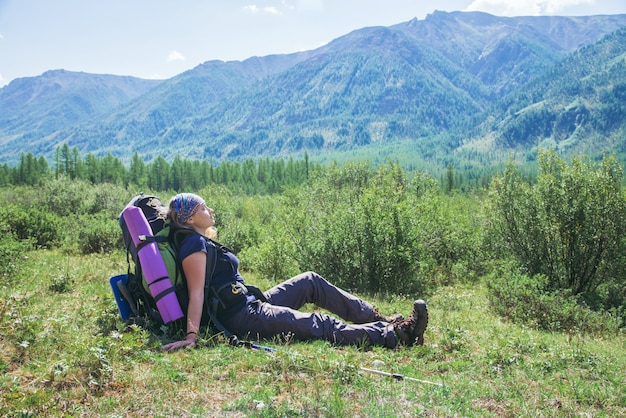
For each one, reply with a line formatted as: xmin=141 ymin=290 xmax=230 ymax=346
xmin=203 ymin=242 xmax=240 ymax=346
xmin=168 ymin=227 xmax=240 ymax=346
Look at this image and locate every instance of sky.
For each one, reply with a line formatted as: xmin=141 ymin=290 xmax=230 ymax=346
xmin=1 ymin=0 xmax=626 ymax=87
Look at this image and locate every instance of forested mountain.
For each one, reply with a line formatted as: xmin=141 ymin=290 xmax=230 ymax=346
xmin=0 ymin=70 xmax=161 ymax=157
xmin=473 ymin=27 xmax=626 ymax=157
xmin=397 ymin=12 xmax=626 ymax=95
xmin=1 ymin=11 xmax=625 ymax=167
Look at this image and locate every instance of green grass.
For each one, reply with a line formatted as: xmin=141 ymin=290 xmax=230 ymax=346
xmin=1 ymin=250 xmax=625 ymax=417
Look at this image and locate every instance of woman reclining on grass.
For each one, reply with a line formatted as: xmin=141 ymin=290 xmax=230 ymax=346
xmin=161 ymin=193 xmax=428 ymax=352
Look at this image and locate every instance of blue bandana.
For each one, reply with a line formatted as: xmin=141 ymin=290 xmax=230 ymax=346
xmin=171 ymin=193 xmax=205 ymax=223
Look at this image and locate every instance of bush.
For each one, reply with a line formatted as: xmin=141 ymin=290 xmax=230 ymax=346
xmin=0 ymin=205 xmax=62 ymax=248
xmin=20 ymin=176 xmax=133 ymax=219
xmin=0 ymin=226 xmax=31 ymax=279
xmin=76 ymin=213 xmax=123 ymax=254
xmin=38 ymin=176 xmax=95 ymax=217
xmin=239 ymin=226 xmax=299 ymax=282
xmin=212 ymin=196 xmax=262 ymax=255
xmin=86 ymin=182 xmax=135 ymax=216
xmin=488 ymin=150 xmax=626 ymax=298
xmin=486 ymin=265 xmax=623 ymax=334
xmin=273 ymin=162 xmax=485 ymax=295
xmin=408 ymin=190 xmax=487 ymax=288
xmin=278 ymin=162 xmax=419 ymax=294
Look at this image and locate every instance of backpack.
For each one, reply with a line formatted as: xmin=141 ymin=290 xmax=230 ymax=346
xmin=116 ymin=193 xmax=187 ymax=326
xmin=113 ymin=193 xmax=241 ymax=344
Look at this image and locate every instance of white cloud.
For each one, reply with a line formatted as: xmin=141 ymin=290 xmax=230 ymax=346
xmin=264 ymin=6 xmax=281 ymax=15
xmin=244 ymin=4 xmax=260 ymax=13
xmin=281 ymin=0 xmax=296 ymax=12
xmin=464 ymin=0 xmax=594 ymax=16
xmin=145 ymin=73 xmax=168 ymax=80
xmin=243 ymin=4 xmax=284 ymax=15
xmin=541 ymin=0 xmax=594 ymax=14
xmin=167 ymin=50 xmax=185 ymax=62
xmin=0 ymin=73 xmax=6 ymax=87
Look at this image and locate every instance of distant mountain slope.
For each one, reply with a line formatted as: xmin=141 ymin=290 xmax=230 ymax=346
xmin=397 ymin=11 xmax=626 ymax=94
xmin=0 ymin=70 xmax=161 ymax=138
xmin=62 ymin=52 xmax=317 ymax=161
xmin=476 ymin=26 xmax=626 ymax=155
xmin=189 ymin=24 xmax=491 ymax=160
xmin=1 ymin=11 xmax=626 ymax=165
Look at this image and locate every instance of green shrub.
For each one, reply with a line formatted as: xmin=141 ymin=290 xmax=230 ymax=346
xmin=0 ymin=204 xmax=61 ymax=248
xmin=38 ymin=176 xmax=94 ymax=217
xmin=488 ymin=150 xmax=626 ymax=299
xmin=213 ymin=197 xmax=262 ymax=254
xmin=279 ymin=162 xmax=418 ymax=294
xmin=0 ymin=179 xmax=135 ymax=253
xmin=273 ymin=162 xmax=485 ymax=295
xmin=0 ymin=226 xmax=31 ymax=279
xmin=408 ymin=191 xmax=487 ymax=289
xmin=86 ymin=182 xmax=135 ymax=215
xmin=22 ymin=176 xmax=133 ymax=219
xmin=239 ymin=228 xmax=299 ymax=282
xmin=486 ymin=265 xmax=622 ymax=334
xmin=76 ymin=213 xmax=123 ymax=254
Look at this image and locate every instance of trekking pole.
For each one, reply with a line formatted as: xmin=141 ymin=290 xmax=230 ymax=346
xmin=236 ymin=340 xmax=443 ymax=387
xmin=239 ymin=340 xmax=278 ymax=353
xmin=359 ymin=367 xmax=443 ymax=387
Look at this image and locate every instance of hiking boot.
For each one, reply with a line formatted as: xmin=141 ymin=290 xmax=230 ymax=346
xmin=372 ymin=309 xmax=404 ymax=324
xmin=386 ymin=313 xmax=405 ymax=324
xmin=412 ymin=299 xmax=428 ymax=346
xmin=394 ymin=299 xmax=428 ymax=347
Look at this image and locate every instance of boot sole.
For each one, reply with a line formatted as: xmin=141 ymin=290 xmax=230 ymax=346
xmin=413 ymin=300 xmax=428 ymax=346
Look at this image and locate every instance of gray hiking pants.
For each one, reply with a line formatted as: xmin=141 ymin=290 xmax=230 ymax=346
xmin=220 ymin=271 xmax=398 ymax=348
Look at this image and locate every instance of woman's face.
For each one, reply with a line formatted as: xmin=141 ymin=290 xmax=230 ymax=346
xmin=188 ymin=203 xmax=215 ymax=231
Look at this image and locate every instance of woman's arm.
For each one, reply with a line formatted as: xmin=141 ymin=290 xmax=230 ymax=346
xmin=162 ymin=251 xmax=206 ymax=351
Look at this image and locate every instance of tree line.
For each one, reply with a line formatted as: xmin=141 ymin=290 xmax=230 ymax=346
xmin=1 ymin=143 xmax=514 ymax=194
xmin=0 ymin=144 xmax=319 ymax=194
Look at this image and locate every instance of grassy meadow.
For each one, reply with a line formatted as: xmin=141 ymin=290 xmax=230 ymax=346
xmin=1 ymin=248 xmax=624 ymax=417
xmin=1 ymin=155 xmax=626 ymax=416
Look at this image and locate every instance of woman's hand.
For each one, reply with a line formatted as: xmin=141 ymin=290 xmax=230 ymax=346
xmin=162 ymin=337 xmax=197 ymax=352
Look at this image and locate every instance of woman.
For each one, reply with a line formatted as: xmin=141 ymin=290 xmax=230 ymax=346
xmin=161 ymin=193 xmax=428 ymax=352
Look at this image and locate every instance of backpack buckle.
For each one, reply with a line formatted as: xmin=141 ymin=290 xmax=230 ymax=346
xmin=231 ymin=283 xmax=241 ymax=295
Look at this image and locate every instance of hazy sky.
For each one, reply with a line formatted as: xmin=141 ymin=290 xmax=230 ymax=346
xmin=1 ymin=0 xmax=625 ymax=87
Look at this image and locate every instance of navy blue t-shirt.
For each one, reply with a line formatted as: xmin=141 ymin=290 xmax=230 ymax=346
xmin=178 ymin=232 xmax=253 ymax=316
xmin=178 ymin=232 xmax=245 ymax=288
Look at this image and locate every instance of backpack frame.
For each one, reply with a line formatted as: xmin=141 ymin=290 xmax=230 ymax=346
xmin=115 ymin=193 xmax=241 ymax=344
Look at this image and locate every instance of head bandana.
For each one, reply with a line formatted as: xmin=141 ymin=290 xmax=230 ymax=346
xmin=171 ymin=193 xmax=205 ymax=223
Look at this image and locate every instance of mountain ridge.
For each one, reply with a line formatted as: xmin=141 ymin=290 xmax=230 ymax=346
xmin=1 ymin=11 xmax=625 ymax=167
